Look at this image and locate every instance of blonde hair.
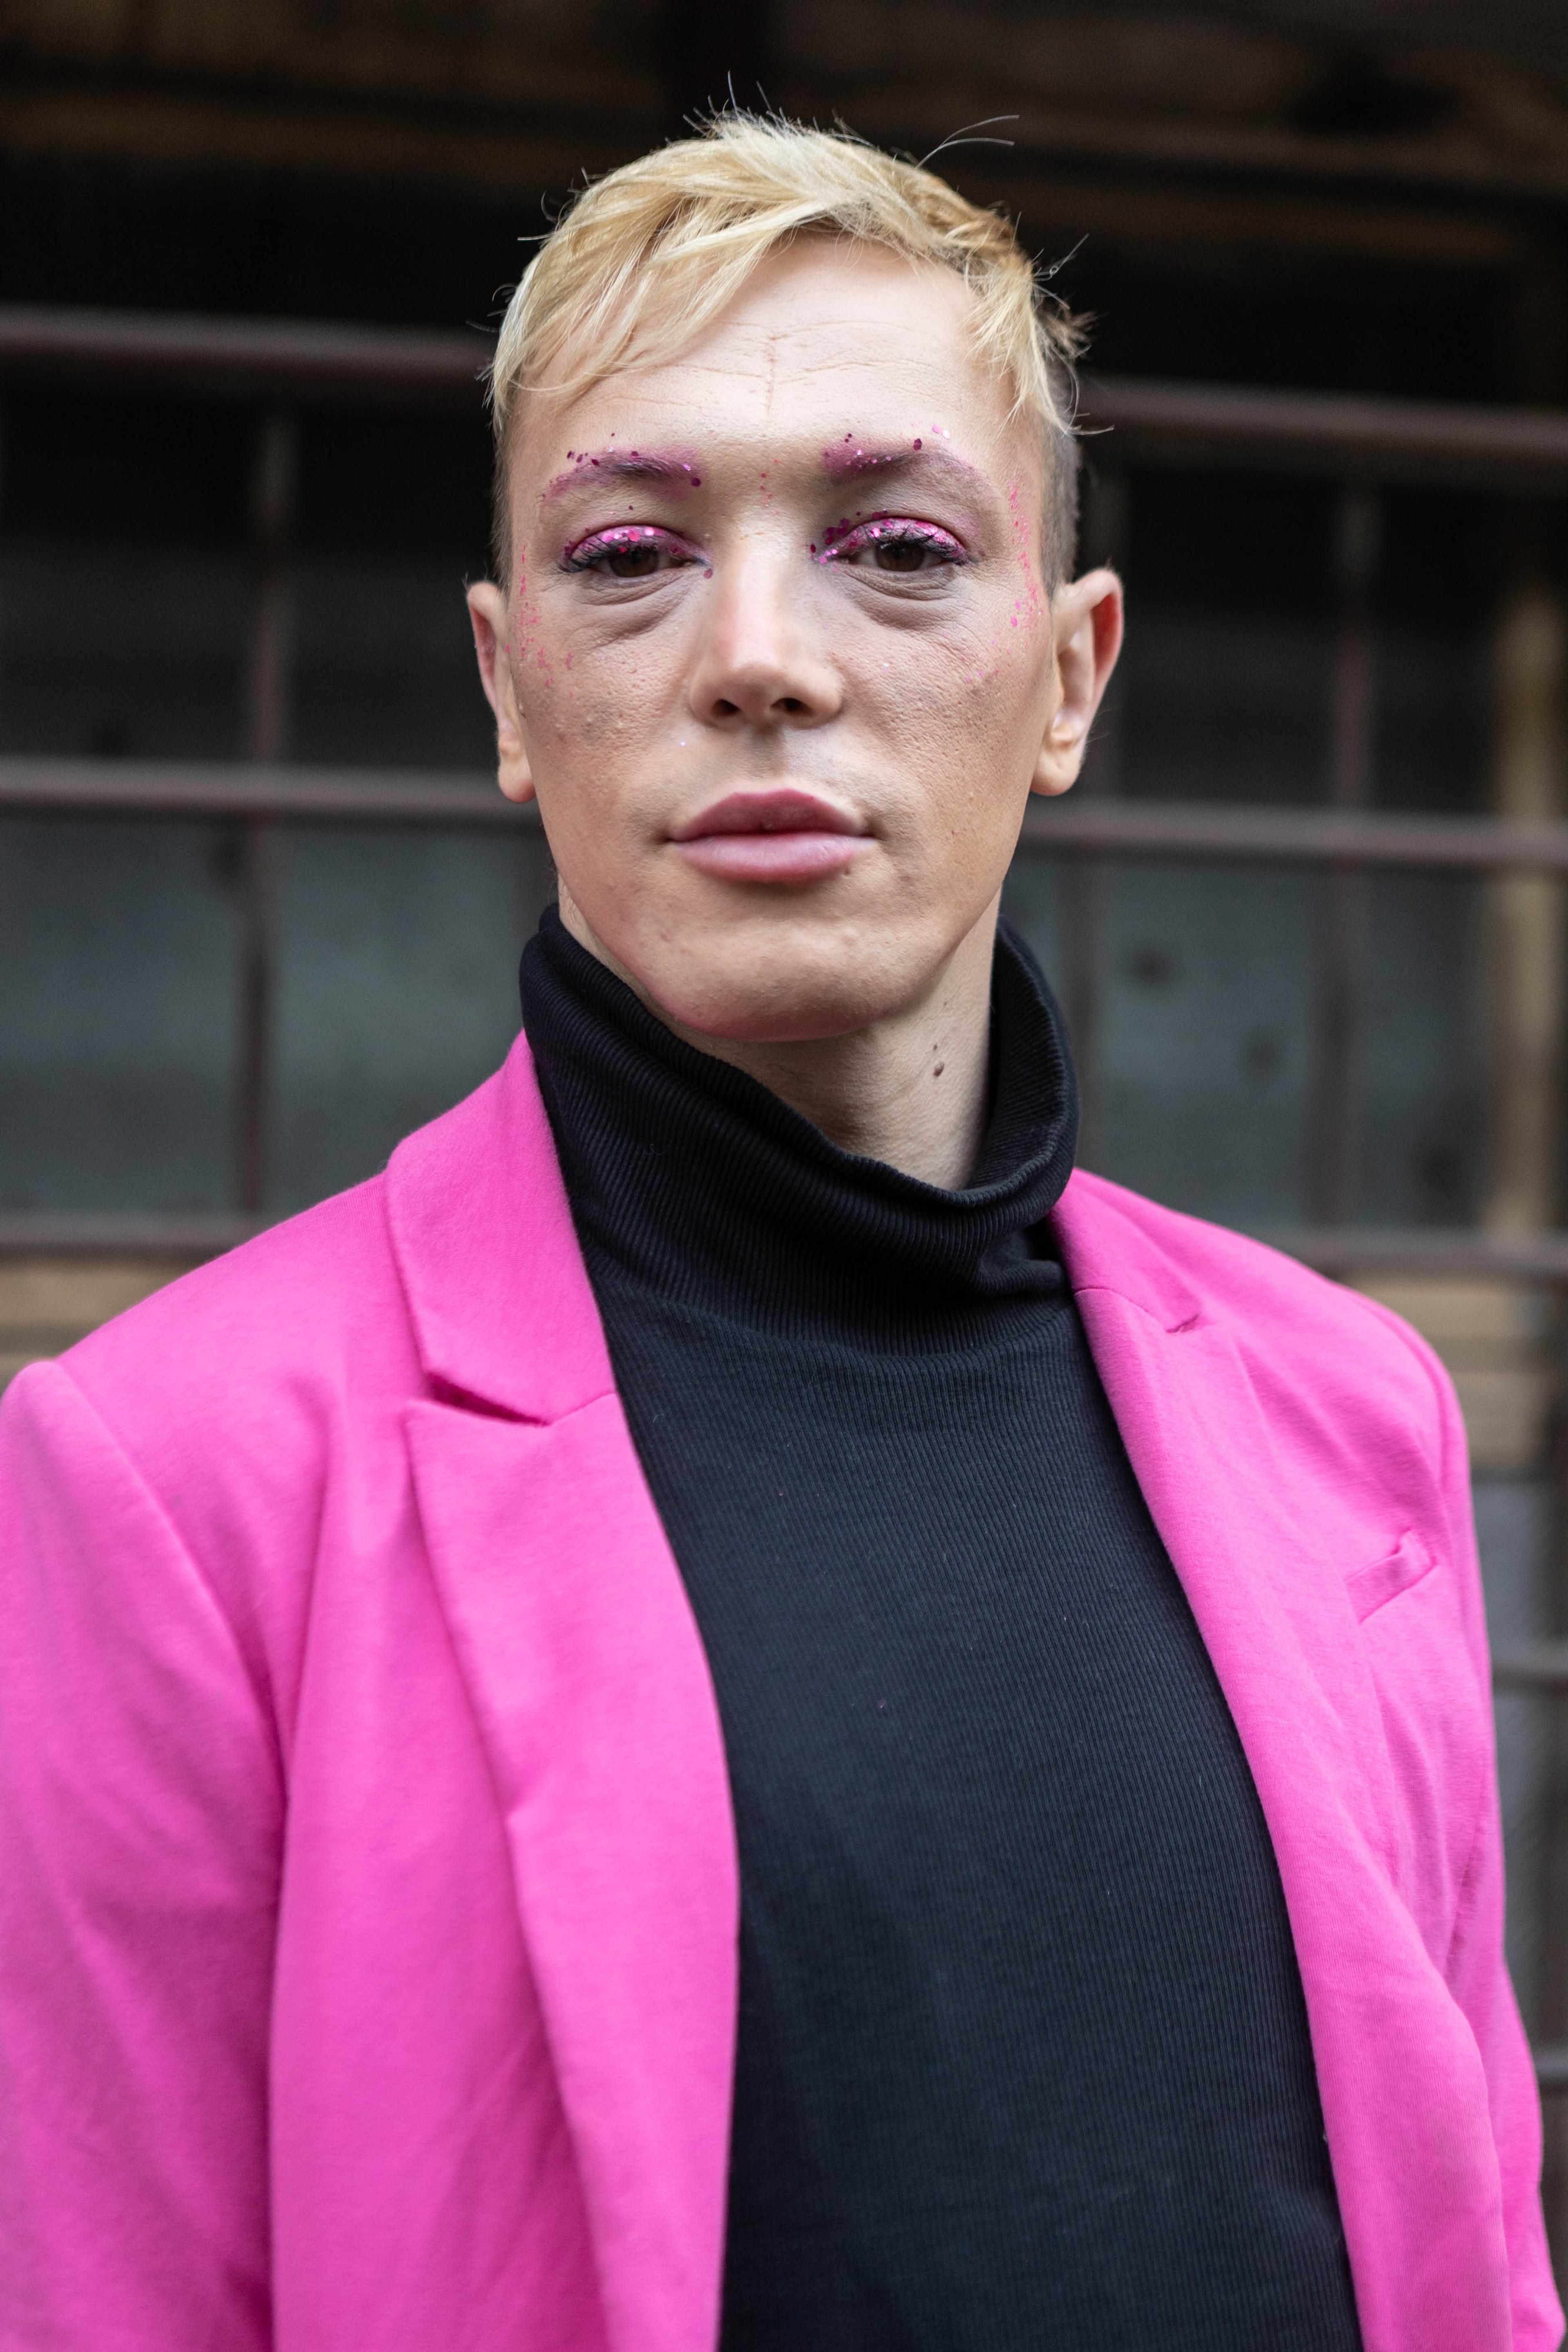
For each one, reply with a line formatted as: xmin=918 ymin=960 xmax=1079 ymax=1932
xmin=488 ymin=114 xmax=1084 ymax=584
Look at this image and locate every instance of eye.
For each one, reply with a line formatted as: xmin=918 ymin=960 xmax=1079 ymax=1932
xmin=562 ymin=525 xmax=698 ymax=580
xmin=602 ymin=542 xmax=660 ymax=579
xmin=871 ymin=539 xmax=940 ymax=573
xmin=820 ymin=517 xmax=968 ymax=574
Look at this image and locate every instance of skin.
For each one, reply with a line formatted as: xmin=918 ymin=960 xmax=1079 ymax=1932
xmin=468 ymin=239 xmax=1122 ymax=1188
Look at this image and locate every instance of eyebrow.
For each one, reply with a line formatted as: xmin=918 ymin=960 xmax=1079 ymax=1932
xmin=820 ymin=442 xmax=991 ymax=501
xmin=542 ymin=448 xmax=702 ymax=502
xmin=544 ymin=441 xmax=993 ymax=506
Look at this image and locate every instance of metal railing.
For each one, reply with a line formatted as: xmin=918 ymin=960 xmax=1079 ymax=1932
xmin=5 ymin=305 xmax=1568 ymax=2078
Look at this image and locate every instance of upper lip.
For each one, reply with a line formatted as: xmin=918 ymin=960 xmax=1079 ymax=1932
xmin=670 ymin=789 xmax=868 ymax=840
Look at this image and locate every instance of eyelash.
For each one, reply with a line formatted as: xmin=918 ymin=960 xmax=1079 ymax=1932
xmin=560 ymin=525 xmax=699 ymax=575
xmin=559 ymin=515 xmax=971 ymax=576
xmin=817 ymin=517 xmax=969 ymax=569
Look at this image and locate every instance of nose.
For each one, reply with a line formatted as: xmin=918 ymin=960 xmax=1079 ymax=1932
xmin=686 ymin=544 xmax=843 ymax=731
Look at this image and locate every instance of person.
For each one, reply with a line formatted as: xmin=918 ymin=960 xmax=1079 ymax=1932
xmin=0 ymin=114 xmax=1557 ymax=2352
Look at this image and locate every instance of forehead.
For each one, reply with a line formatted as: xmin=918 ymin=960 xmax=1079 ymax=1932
xmin=517 ymin=241 xmax=1027 ymax=479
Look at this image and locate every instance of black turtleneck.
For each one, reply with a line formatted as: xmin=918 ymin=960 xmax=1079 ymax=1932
xmin=521 ymin=909 xmax=1363 ymax=2352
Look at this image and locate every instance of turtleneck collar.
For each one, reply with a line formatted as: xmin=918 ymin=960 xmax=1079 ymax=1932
xmin=519 ymin=906 xmax=1079 ymax=1329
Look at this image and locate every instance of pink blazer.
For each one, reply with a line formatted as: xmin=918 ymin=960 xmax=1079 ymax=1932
xmin=0 ymin=1028 xmax=1560 ymax=2352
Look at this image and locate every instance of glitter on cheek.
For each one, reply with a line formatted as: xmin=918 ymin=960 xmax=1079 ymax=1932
xmin=1006 ymin=479 xmax=1046 ymax=631
xmin=513 ymin=598 xmax=555 ymax=688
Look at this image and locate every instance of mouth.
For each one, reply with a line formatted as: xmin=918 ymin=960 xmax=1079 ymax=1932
xmin=668 ymin=788 xmax=873 ymax=885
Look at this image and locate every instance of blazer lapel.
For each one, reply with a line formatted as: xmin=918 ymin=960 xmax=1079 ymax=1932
xmin=1055 ymin=1177 xmax=1511 ymax=2351
xmin=387 ymin=1036 xmax=738 ymax=2352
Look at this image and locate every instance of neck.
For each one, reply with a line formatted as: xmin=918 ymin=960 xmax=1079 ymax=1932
xmin=556 ymin=893 xmax=998 ymax=1190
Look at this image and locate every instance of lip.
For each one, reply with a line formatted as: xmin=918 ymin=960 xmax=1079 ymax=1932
xmin=669 ymin=789 xmax=873 ymax=885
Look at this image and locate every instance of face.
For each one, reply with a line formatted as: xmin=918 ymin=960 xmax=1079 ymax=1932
xmin=469 ymin=240 xmax=1121 ymax=1043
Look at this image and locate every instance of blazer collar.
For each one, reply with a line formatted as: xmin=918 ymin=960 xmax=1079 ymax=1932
xmin=382 ymin=1051 xmax=1194 ymax=1429
xmin=383 ymin=1028 xmax=613 ymax=1424
xmin=1051 ymin=1167 xmax=1205 ymax=1330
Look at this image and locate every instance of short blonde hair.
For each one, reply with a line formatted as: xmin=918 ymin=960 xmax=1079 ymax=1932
xmin=488 ymin=114 xmax=1084 ymax=585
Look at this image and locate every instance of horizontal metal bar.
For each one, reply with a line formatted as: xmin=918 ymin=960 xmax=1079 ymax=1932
xmin=0 ymin=306 xmax=492 ymax=410
xmin=1080 ymin=377 xmax=1568 ymax=493
xmin=1266 ymin=1228 xmax=1568 ymax=1282
xmin=2 ymin=308 xmax=1568 ymax=492
xmin=0 ymin=1214 xmax=268 ymax=1258
xmin=1018 ymin=797 xmax=1568 ymax=874
xmin=1536 ymin=2046 xmax=1568 ymax=2094
xmin=1492 ymin=1645 xmax=1568 ymax=1692
xmin=0 ymin=760 xmax=532 ymax=828
xmin=13 ymin=762 xmax=1568 ymax=875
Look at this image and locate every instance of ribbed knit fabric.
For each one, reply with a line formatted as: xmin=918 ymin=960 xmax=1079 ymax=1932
xmin=521 ymin=908 xmax=1363 ymax=2352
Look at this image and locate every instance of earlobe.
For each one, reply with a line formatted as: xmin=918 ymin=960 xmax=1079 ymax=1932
xmin=466 ymin=580 xmax=537 ymax=808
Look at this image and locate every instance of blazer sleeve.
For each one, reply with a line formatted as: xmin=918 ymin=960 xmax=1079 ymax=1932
xmin=1421 ymin=1335 xmax=1565 ymax=2352
xmin=0 ymin=1359 xmax=282 ymax=2350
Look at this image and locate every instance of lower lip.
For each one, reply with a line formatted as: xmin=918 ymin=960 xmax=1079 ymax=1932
xmin=673 ymin=832 xmax=872 ymax=884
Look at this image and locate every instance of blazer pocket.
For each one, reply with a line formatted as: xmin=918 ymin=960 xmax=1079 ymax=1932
xmin=1346 ymin=1529 xmax=1437 ymax=1624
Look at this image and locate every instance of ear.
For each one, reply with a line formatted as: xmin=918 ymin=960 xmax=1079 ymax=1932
xmin=466 ymin=580 xmax=536 ymax=807
xmin=1031 ymin=567 xmax=1125 ymax=798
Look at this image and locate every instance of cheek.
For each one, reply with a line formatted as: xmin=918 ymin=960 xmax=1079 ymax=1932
xmin=519 ymin=628 xmax=666 ymax=774
xmin=571 ymin=695 xmax=629 ymax=749
xmin=523 ymin=667 xmax=621 ymax=754
xmin=869 ymin=616 xmax=1047 ymax=771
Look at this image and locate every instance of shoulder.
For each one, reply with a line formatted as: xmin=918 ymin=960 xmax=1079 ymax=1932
xmin=0 ymin=1177 xmax=415 ymax=1710
xmin=64 ymin=1173 xmax=412 ymax=1439
xmin=6 ymin=1177 xmax=419 ymax=1595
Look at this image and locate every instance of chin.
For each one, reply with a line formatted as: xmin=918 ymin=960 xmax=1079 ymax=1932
xmin=637 ymin=940 xmax=923 ymax=1046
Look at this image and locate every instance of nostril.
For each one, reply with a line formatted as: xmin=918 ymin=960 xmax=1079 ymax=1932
xmin=713 ymin=698 xmax=740 ymax=717
xmin=777 ymin=697 xmax=806 ymax=715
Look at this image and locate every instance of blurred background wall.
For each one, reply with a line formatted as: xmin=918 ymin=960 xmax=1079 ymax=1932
xmin=4 ymin=0 xmax=1568 ymax=2271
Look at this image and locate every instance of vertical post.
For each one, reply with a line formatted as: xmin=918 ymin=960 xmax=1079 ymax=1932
xmin=1308 ymin=485 xmax=1381 ymax=1227
xmin=1487 ymin=247 xmax=1568 ymax=2275
xmin=1484 ymin=548 xmax=1566 ymax=1235
xmin=1492 ymin=498 xmax=1568 ymax=2221
xmin=236 ymin=407 xmax=297 ymax=1217
xmin=0 ymin=391 xmax=8 ymax=740
xmin=1062 ymin=466 xmax=1130 ymax=1166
